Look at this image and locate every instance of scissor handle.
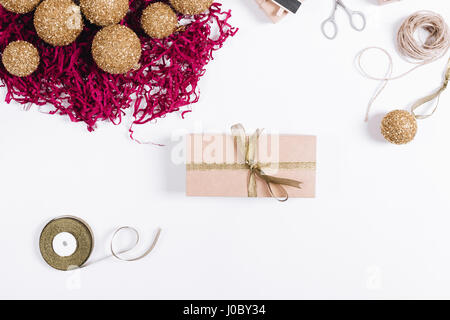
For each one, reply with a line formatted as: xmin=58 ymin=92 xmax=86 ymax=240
xmin=347 ymin=10 xmax=366 ymax=32
xmin=321 ymin=18 xmax=338 ymax=40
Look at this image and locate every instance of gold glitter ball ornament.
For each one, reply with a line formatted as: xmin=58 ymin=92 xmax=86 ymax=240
xmin=170 ymin=0 xmax=213 ymax=15
xmin=92 ymin=24 xmax=142 ymax=74
xmin=80 ymin=0 xmax=129 ymax=27
xmin=34 ymin=0 xmax=83 ymax=46
xmin=0 ymin=0 xmax=40 ymax=13
xmin=141 ymin=2 xmax=178 ymax=39
xmin=2 ymin=41 xmax=40 ymax=77
xmin=381 ymin=110 xmax=418 ymax=144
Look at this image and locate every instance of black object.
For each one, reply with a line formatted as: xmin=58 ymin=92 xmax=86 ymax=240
xmin=271 ymin=0 xmax=302 ymax=14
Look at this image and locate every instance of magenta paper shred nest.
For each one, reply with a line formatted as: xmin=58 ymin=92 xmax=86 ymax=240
xmin=0 ymin=1 xmax=237 ymax=132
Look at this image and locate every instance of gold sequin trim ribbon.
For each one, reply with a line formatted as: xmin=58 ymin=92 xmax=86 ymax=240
xmin=186 ymin=162 xmax=316 ymax=171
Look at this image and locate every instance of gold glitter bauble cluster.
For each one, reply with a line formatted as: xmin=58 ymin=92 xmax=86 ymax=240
xmin=381 ymin=110 xmax=418 ymax=144
xmin=34 ymin=0 xmax=84 ymax=46
xmin=170 ymin=0 xmax=213 ymax=15
xmin=92 ymin=25 xmax=141 ymax=75
xmin=1 ymin=41 xmax=40 ymax=77
xmin=141 ymin=2 xmax=178 ymax=39
xmin=0 ymin=0 xmax=40 ymax=13
xmin=80 ymin=0 xmax=129 ymax=27
xmin=1 ymin=0 xmax=214 ymax=76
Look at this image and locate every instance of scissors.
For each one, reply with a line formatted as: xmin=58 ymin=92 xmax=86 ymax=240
xmin=321 ymin=0 xmax=366 ymax=40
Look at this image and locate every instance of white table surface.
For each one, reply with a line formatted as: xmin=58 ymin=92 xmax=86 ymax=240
xmin=1 ymin=0 xmax=450 ymax=299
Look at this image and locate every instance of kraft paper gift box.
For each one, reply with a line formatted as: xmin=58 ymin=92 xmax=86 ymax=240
xmin=186 ymin=126 xmax=316 ymax=199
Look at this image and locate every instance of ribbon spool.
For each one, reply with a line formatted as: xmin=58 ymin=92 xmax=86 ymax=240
xmin=39 ymin=216 xmax=161 ymax=271
xmin=39 ymin=216 xmax=94 ymax=271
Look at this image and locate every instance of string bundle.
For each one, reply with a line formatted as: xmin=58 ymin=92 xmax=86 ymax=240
xmin=357 ymin=11 xmax=450 ymax=121
xmin=397 ymin=11 xmax=449 ymax=63
xmin=0 ymin=1 xmax=237 ymax=134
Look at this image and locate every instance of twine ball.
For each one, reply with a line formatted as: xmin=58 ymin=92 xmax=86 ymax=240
xmin=92 ymin=24 xmax=142 ymax=74
xmin=0 ymin=0 xmax=40 ymax=13
xmin=1 ymin=41 xmax=40 ymax=77
xmin=34 ymin=0 xmax=84 ymax=46
xmin=141 ymin=2 xmax=178 ymax=39
xmin=80 ymin=0 xmax=129 ymax=27
xmin=381 ymin=110 xmax=418 ymax=144
xmin=170 ymin=0 xmax=213 ymax=15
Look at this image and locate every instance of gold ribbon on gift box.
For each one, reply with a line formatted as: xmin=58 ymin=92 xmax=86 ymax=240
xmin=187 ymin=124 xmax=316 ymax=202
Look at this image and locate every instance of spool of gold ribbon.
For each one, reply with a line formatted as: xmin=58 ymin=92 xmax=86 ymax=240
xmin=39 ymin=216 xmax=161 ymax=271
xmin=39 ymin=216 xmax=94 ymax=271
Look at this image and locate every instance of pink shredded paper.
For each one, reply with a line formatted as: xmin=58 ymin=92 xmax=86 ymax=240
xmin=0 ymin=1 xmax=237 ymax=132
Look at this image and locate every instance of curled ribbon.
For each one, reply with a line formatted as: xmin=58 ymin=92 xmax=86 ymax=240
xmin=231 ymin=124 xmax=302 ymax=202
xmin=411 ymin=58 xmax=450 ymax=119
xmin=110 ymin=227 xmax=162 ymax=262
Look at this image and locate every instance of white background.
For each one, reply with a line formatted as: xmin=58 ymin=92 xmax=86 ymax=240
xmin=1 ymin=0 xmax=450 ymax=300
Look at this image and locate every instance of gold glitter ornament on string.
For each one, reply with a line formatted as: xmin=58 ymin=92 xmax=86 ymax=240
xmin=379 ymin=59 xmax=450 ymax=145
xmin=80 ymin=0 xmax=129 ymax=27
xmin=92 ymin=24 xmax=142 ymax=74
xmin=2 ymin=41 xmax=40 ymax=77
xmin=34 ymin=0 xmax=83 ymax=46
xmin=0 ymin=0 xmax=40 ymax=13
xmin=141 ymin=2 xmax=178 ymax=39
xmin=170 ymin=0 xmax=213 ymax=15
xmin=381 ymin=110 xmax=417 ymax=144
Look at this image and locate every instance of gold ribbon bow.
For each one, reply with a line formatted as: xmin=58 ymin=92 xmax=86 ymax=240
xmin=231 ymin=124 xmax=302 ymax=202
xmin=412 ymin=58 xmax=450 ymax=119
